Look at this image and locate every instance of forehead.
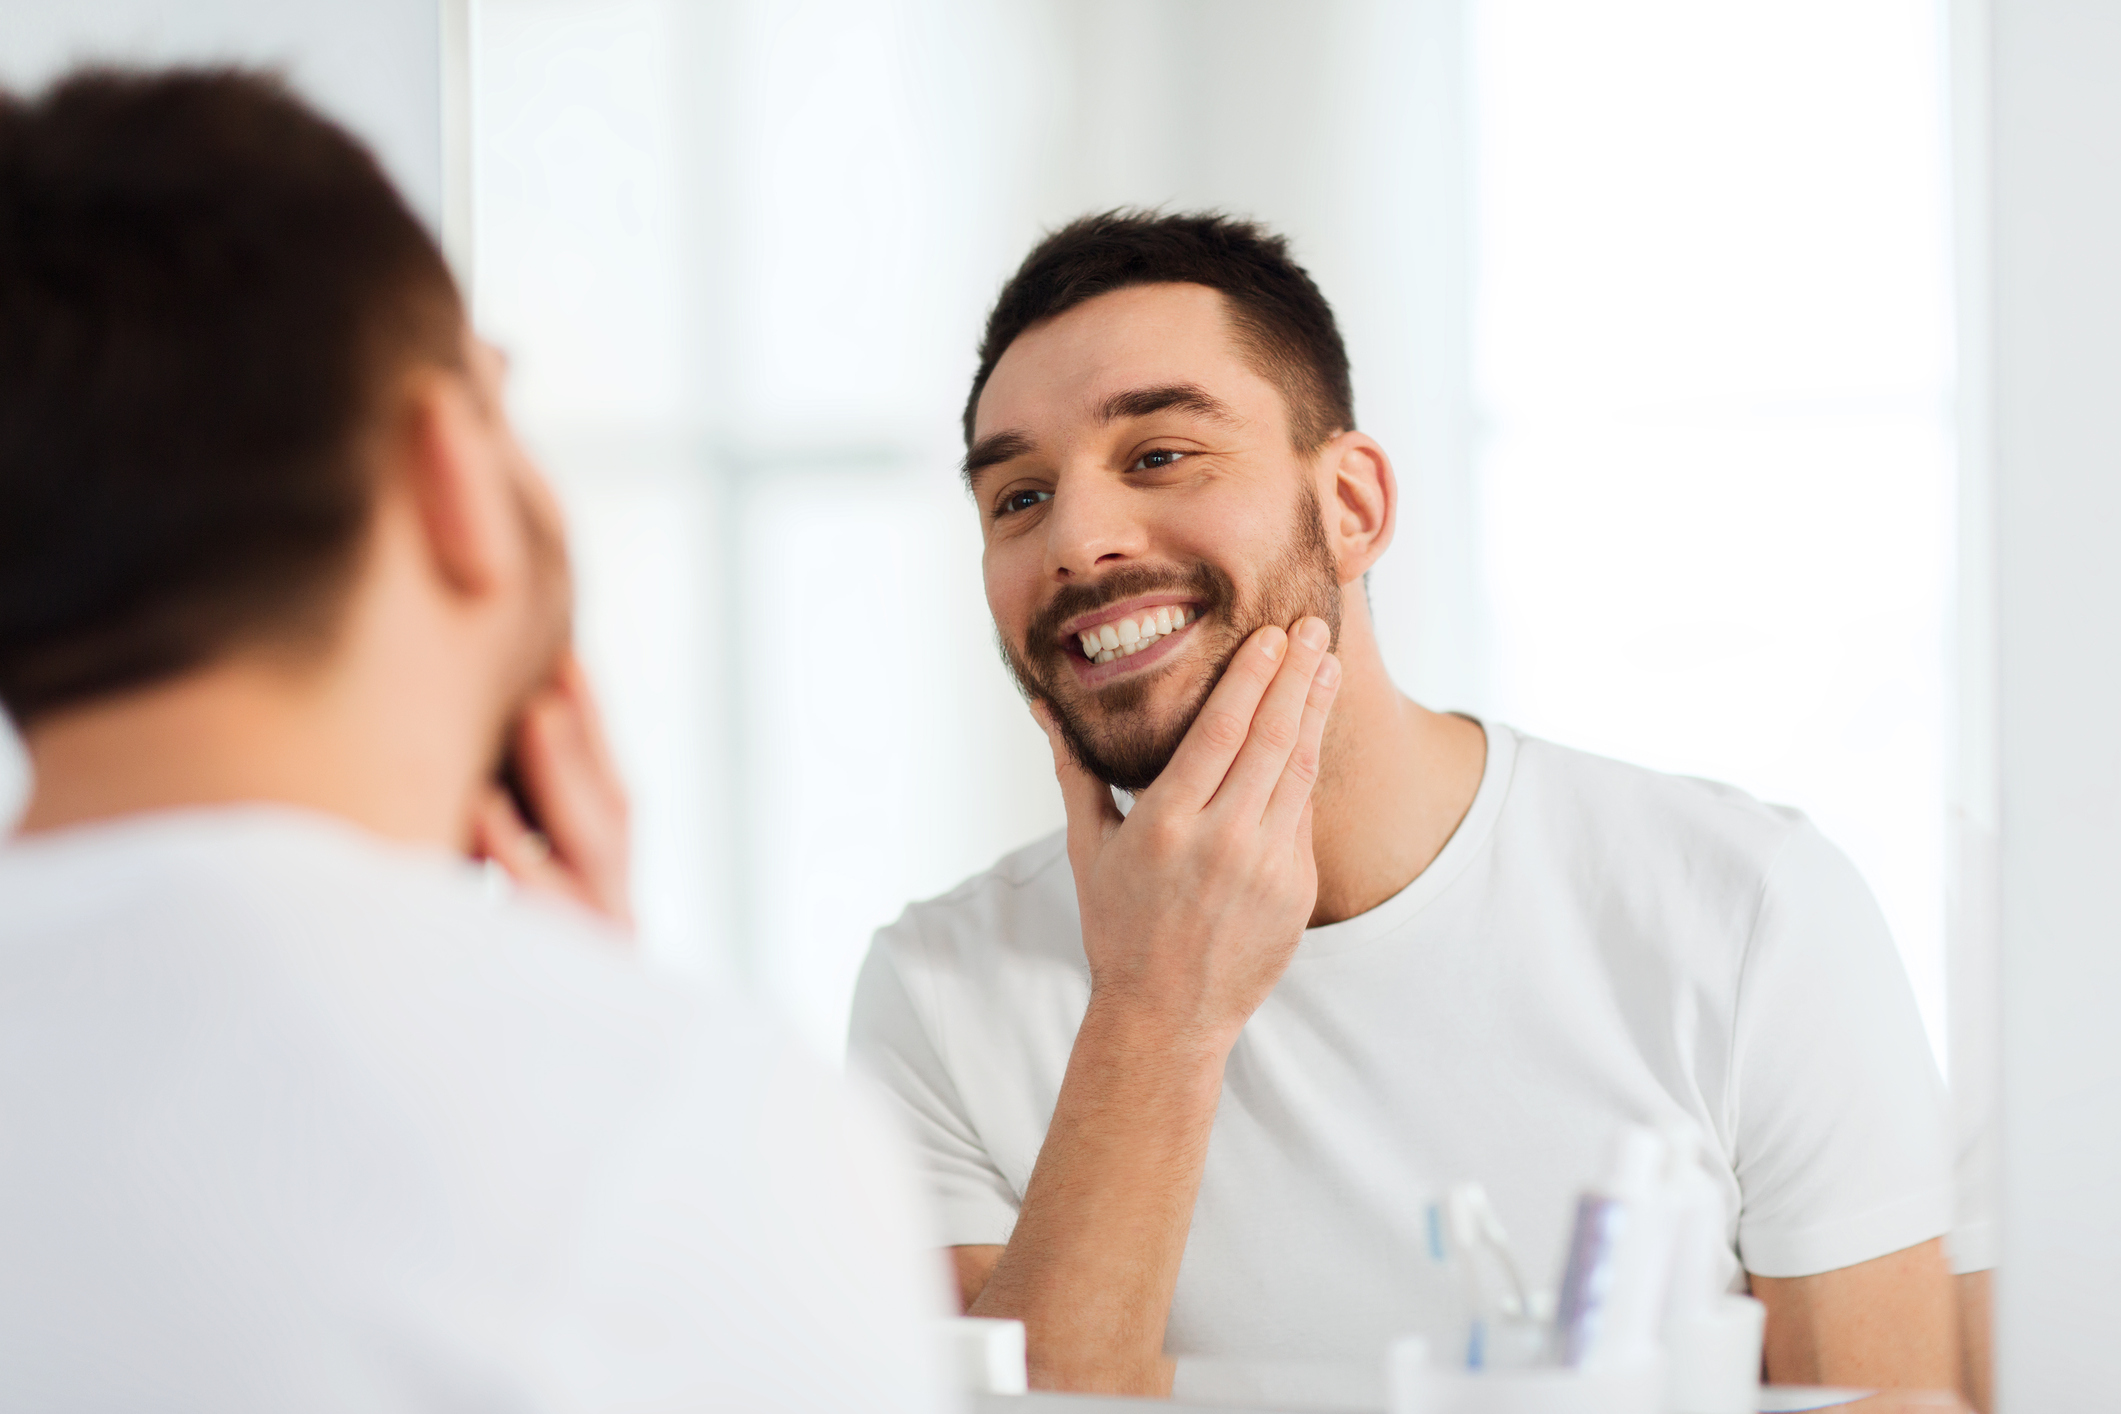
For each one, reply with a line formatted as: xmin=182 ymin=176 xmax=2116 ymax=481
xmin=973 ymin=282 xmax=1280 ymax=441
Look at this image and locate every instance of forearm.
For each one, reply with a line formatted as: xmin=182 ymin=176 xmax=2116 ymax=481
xmin=967 ymin=999 xmax=1229 ymax=1394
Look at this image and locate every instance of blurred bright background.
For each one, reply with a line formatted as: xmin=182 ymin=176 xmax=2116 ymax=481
xmin=0 ymin=0 xmax=1957 ymax=1070
xmin=464 ymin=0 xmax=1955 ymax=1062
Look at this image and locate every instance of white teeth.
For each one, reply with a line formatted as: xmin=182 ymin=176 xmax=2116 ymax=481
xmin=1077 ymin=604 xmax=1198 ymax=667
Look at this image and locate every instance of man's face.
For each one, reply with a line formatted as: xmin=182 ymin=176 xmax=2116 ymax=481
xmin=970 ymin=282 xmax=1344 ymax=791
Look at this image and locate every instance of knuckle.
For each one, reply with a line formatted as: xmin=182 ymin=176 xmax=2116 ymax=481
xmin=1253 ymin=714 xmax=1298 ymax=752
xmin=1283 ymin=744 xmax=1321 ymax=787
xmin=1196 ymin=709 xmax=1247 ymax=751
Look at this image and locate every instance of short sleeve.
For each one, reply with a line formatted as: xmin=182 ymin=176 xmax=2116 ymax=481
xmin=1729 ymin=824 xmax=1955 ymax=1278
xmin=847 ymin=933 xmax=1022 ymax=1248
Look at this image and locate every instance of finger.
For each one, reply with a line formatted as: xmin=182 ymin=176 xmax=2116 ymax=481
xmin=553 ymin=651 xmax=624 ymax=807
xmin=1032 ymin=699 xmax=1123 ymax=859
xmin=1147 ymin=623 xmax=1290 ymax=814
xmin=471 ymin=784 xmax=565 ymax=892
xmin=504 ymin=685 xmax=634 ymax=931
xmin=515 ymin=693 xmax=628 ymax=887
xmin=1205 ymin=616 xmax=1331 ymax=820
xmin=1261 ymin=650 xmax=1340 ymax=836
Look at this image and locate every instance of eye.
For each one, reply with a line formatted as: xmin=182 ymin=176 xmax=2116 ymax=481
xmin=1130 ymin=449 xmax=1189 ymax=472
xmin=995 ymin=487 xmax=1052 ymax=518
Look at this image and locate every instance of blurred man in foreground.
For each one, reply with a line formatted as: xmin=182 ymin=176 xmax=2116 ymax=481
xmin=850 ymin=212 xmax=1973 ymax=1397
xmin=0 ymin=68 xmax=945 ymax=1411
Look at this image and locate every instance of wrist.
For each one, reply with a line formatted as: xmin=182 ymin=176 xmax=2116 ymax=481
xmin=1078 ymin=989 xmax=1242 ymax=1069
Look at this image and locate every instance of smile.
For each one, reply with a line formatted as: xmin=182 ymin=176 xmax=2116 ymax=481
xmin=1074 ymin=603 xmax=1198 ymax=665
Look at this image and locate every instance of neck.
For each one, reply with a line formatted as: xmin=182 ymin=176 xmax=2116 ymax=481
xmin=1305 ymin=601 xmax=1487 ymax=927
xmin=16 ymin=637 xmax=492 ymax=853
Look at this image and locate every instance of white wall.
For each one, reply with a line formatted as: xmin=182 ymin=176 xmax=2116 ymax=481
xmin=1979 ymin=0 xmax=2121 ymax=1404
xmin=0 ymin=0 xmax=452 ymax=829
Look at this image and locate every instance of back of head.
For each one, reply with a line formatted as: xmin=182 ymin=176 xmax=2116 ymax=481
xmin=964 ymin=208 xmax=1355 ymax=452
xmin=0 ymin=67 xmax=464 ymax=729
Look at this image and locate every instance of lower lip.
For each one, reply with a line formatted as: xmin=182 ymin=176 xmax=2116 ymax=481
xmin=1068 ymin=616 xmax=1200 ymax=686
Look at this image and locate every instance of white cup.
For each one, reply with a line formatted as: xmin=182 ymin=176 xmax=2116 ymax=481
xmin=1663 ymin=1296 xmax=1766 ymax=1414
xmin=933 ymin=1316 xmax=1028 ymax=1395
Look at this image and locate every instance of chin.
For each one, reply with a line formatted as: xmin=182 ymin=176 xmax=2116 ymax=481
xmin=1054 ymin=701 xmax=1195 ymax=794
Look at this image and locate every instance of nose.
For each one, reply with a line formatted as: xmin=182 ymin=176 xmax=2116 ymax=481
xmin=1042 ymin=470 xmax=1146 ymax=582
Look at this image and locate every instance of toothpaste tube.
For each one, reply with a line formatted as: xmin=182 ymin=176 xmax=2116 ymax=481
xmin=1551 ymin=1126 xmax=1672 ymax=1369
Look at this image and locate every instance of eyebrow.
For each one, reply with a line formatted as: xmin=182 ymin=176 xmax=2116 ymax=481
xmin=1096 ymin=382 xmax=1241 ymax=428
xmin=961 ymin=382 xmax=1242 ymax=489
xmin=962 ymin=430 xmax=1036 ymax=486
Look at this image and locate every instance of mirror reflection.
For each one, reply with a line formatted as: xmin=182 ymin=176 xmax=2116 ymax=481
xmin=0 ymin=2 xmax=1998 ymax=1412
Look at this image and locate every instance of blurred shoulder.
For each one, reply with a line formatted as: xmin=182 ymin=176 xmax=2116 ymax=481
xmin=0 ymin=804 xmax=778 ymax=1094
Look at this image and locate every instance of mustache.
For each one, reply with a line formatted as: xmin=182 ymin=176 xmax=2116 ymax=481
xmin=1023 ymin=561 xmax=1233 ymax=658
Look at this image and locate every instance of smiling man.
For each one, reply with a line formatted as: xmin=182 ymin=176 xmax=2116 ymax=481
xmin=848 ymin=211 xmax=1962 ymax=1395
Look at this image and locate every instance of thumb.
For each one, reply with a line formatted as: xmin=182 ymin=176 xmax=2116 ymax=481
xmin=1031 ymin=700 xmax=1124 ymax=859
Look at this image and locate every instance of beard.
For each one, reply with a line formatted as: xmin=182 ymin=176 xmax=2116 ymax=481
xmin=1001 ymin=481 xmax=1344 ymax=792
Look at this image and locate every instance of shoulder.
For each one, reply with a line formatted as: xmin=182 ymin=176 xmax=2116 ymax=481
xmin=1497 ymin=726 xmax=1820 ymax=891
xmin=871 ymin=827 xmax=1079 ymax=970
xmin=856 ymin=827 xmax=1088 ymax=1042
xmin=1482 ymin=726 xmax=1883 ymax=976
xmin=0 ymin=806 xmax=769 ymax=1116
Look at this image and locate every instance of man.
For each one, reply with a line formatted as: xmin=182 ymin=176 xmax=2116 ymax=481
xmin=849 ymin=211 xmax=1961 ymax=1395
xmin=0 ymin=69 xmax=944 ymax=1411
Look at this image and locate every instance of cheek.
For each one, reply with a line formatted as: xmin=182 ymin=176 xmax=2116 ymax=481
xmin=982 ymin=540 xmax=1039 ymax=637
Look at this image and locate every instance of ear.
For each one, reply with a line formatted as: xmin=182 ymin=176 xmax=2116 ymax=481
xmin=1319 ymin=431 xmax=1396 ymax=584
xmin=393 ymin=369 xmax=514 ymax=601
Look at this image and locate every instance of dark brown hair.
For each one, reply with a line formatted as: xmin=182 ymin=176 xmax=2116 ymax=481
xmin=963 ymin=209 xmax=1355 ymax=452
xmin=0 ymin=66 xmax=464 ymax=726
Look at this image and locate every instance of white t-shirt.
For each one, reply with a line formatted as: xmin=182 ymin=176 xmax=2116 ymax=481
xmin=0 ymin=807 xmax=949 ymax=1413
xmin=849 ymin=722 xmax=1953 ymax=1363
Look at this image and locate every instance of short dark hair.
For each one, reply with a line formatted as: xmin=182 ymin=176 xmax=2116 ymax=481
xmin=963 ymin=209 xmax=1354 ymax=453
xmin=0 ymin=67 xmax=464 ymax=727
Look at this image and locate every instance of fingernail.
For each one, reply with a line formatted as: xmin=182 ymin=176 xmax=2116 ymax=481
xmin=1260 ymin=627 xmax=1288 ymax=661
xmin=1297 ymin=618 xmax=1330 ymax=650
xmin=1317 ymin=654 xmax=1341 ymax=688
